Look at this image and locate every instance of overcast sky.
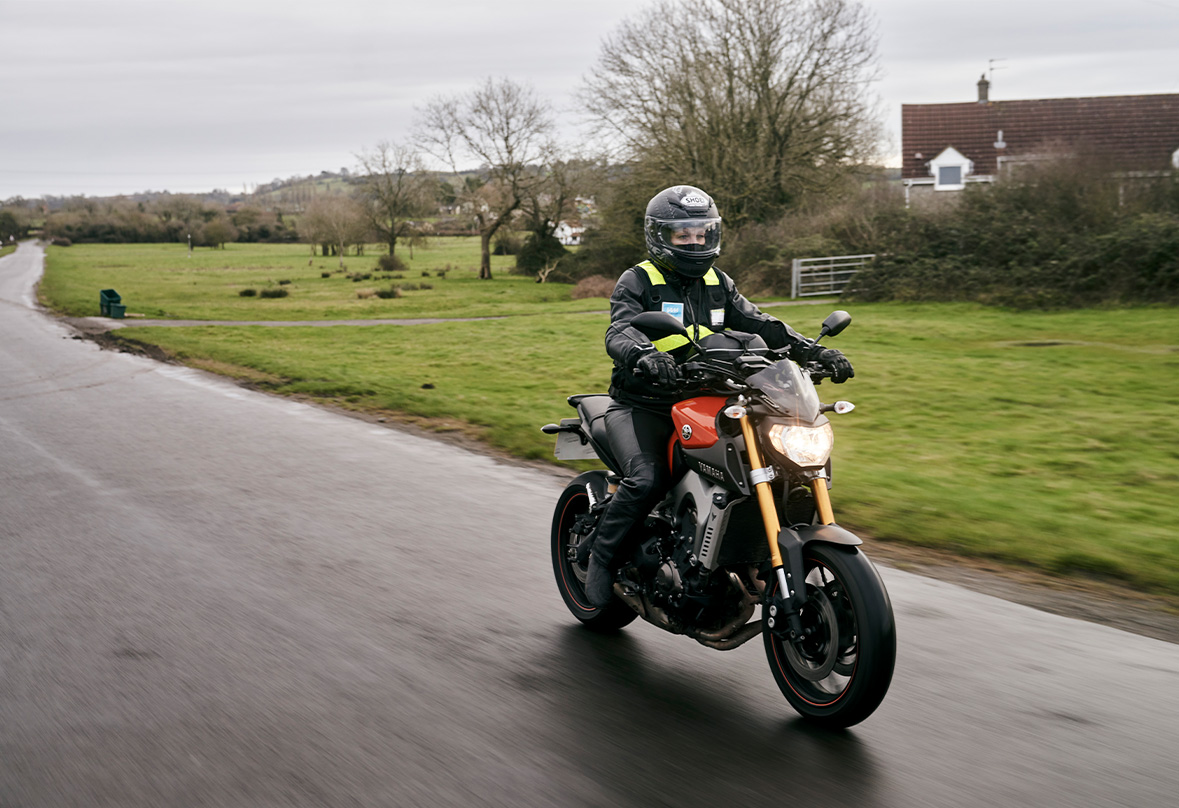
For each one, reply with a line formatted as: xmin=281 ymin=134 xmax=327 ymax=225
xmin=2 ymin=0 xmax=1178 ymax=199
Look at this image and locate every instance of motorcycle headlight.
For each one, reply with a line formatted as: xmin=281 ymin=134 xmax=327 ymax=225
xmin=766 ymin=423 xmax=834 ymax=468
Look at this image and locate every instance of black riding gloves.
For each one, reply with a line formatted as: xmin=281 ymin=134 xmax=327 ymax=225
xmin=635 ymin=351 xmax=680 ymax=387
xmin=815 ymin=347 xmax=854 ymax=383
xmin=793 ymin=342 xmax=854 ymax=383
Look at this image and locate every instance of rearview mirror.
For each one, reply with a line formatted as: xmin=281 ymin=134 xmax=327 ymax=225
xmin=630 ymin=311 xmax=688 ymax=341
xmin=819 ymin=310 xmax=851 ymax=340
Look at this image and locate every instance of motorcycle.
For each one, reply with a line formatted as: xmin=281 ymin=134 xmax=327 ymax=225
xmin=543 ymin=310 xmax=895 ymax=727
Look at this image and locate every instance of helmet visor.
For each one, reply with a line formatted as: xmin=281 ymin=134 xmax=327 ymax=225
xmin=654 ymin=217 xmax=722 ymax=254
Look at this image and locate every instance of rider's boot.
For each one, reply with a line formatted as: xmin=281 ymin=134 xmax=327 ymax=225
xmin=584 ymin=554 xmax=614 ymax=608
xmin=582 ymin=505 xmax=633 ymax=607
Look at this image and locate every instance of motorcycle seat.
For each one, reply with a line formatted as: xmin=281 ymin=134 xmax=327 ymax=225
xmin=570 ymin=394 xmax=622 ymax=473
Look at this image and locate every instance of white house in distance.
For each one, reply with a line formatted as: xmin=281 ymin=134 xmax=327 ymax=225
xmin=554 ymin=221 xmax=585 ymax=246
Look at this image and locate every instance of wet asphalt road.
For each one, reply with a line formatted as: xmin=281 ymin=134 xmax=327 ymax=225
xmin=2 ymin=242 xmax=1177 ymax=807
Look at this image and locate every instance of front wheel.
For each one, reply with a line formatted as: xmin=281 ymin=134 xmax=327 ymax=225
xmin=551 ymin=475 xmax=637 ymax=632
xmin=763 ymin=543 xmax=895 ymax=728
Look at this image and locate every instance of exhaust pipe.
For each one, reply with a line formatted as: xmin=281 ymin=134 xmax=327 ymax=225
xmin=612 ymin=582 xmax=684 ymax=634
xmin=613 ymin=571 xmax=763 ymax=649
xmin=696 ymin=620 xmax=762 ymax=651
xmin=691 ymin=572 xmax=761 ymax=649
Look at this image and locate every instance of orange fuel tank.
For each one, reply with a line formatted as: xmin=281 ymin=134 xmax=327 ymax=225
xmin=671 ymin=397 xmax=728 ymax=451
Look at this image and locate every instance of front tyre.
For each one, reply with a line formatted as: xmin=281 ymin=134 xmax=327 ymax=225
xmin=551 ymin=475 xmax=637 ymax=633
xmin=763 ymin=543 xmax=895 ymax=728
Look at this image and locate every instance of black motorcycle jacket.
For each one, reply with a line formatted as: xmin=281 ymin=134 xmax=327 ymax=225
xmin=606 ymin=261 xmax=813 ymax=410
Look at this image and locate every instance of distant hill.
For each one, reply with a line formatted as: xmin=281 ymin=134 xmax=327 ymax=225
xmin=21 ymin=169 xmax=361 ymax=212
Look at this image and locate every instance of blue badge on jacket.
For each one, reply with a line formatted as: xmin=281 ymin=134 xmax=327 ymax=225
xmin=661 ymin=301 xmax=684 ymax=323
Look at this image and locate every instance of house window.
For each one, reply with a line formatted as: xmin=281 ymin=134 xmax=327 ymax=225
xmin=938 ymin=165 xmax=962 ymax=186
xmin=929 ymin=146 xmax=972 ymax=191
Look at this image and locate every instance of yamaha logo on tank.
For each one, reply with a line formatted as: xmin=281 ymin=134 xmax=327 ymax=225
xmin=681 ymin=424 xmax=693 ymax=440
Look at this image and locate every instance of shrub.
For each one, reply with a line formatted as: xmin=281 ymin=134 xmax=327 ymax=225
xmin=399 ymin=282 xmax=419 ymax=291
xmin=492 ymin=231 xmax=523 ymax=255
xmin=558 ymin=225 xmax=643 ymax=283
xmin=419 ymin=282 xmax=433 ymax=290
xmin=421 ymin=270 xmax=430 ymax=277
xmin=277 ymin=279 xmax=291 ymax=285
xmin=375 ymin=286 xmax=402 ymax=299
xmin=321 ymin=271 xmax=331 ymax=278
xmin=259 ymin=287 xmax=289 ymax=298
xmin=514 ymin=232 xmax=569 ymax=275
xmin=435 ymin=268 xmax=448 ymax=278
xmin=239 ymin=288 xmax=257 ymax=297
xmin=50 ymin=237 xmax=73 ymax=247
xmin=847 ymin=161 xmax=1179 ymax=307
xmin=377 ymin=253 xmax=408 ymax=273
xmin=571 ymin=275 xmax=617 ymax=300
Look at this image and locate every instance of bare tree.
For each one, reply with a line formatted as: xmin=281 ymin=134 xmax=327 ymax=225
xmin=416 ymin=78 xmax=556 ymax=279
xmin=355 ymin=141 xmax=436 ymax=260
xmin=584 ymin=0 xmax=881 ymax=229
xmin=402 ymin=220 xmax=433 ymax=259
xmin=513 ymin=157 xmax=605 ymax=275
xmin=535 ymin=258 xmax=561 ymax=283
xmin=300 ymin=194 xmax=367 ymax=269
xmin=520 ymin=157 xmax=599 ymax=241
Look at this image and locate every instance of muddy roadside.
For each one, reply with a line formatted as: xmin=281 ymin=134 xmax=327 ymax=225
xmin=71 ymin=319 xmax=1179 ymax=645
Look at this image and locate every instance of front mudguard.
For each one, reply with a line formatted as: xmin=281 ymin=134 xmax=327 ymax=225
xmin=771 ymin=523 xmax=863 ymax=615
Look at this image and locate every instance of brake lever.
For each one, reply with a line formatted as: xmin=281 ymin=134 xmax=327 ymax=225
xmin=803 ymin=361 xmax=830 ymax=384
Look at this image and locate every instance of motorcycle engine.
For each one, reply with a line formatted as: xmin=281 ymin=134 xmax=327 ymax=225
xmin=625 ymin=519 xmax=737 ymax=630
xmin=648 ymin=524 xmax=722 ymax=619
xmin=655 ymin=558 xmax=683 ymax=598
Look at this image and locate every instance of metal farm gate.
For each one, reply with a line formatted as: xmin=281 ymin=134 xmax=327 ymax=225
xmin=790 ymin=254 xmax=875 ymax=298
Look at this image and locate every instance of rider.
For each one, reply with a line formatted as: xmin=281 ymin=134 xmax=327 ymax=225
xmin=582 ymin=185 xmax=854 ymax=607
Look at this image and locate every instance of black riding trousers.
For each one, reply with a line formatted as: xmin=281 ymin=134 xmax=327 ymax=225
xmin=591 ymin=400 xmax=675 ymax=568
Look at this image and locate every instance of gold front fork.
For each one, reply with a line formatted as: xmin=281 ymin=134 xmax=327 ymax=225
xmin=736 ymin=412 xmax=786 ymax=569
xmin=735 ymin=408 xmax=834 ymax=611
xmin=812 ymin=476 xmax=835 ymax=525
xmin=736 ymin=412 xmax=836 ymax=552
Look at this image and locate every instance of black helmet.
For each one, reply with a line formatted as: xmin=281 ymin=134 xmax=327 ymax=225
xmin=644 ymin=185 xmax=722 ymax=279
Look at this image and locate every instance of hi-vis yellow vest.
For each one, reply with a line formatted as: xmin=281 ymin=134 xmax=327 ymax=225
xmin=636 ymin=260 xmax=722 ymax=352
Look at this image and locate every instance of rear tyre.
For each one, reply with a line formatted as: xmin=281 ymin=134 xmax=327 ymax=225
xmin=551 ymin=475 xmax=637 ymax=632
xmin=763 ymin=543 xmax=895 ymax=728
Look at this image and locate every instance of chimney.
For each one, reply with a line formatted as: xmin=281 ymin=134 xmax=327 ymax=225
xmin=977 ymin=73 xmax=990 ymax=103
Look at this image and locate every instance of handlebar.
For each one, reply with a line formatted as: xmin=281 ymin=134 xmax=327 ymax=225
xmin=634 ymin=353 xmax=834 ymax=391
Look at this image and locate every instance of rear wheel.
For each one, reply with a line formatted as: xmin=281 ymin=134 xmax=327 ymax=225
xmin=551 ymin=476 xmax=637 ymax=632
xmin=763 ymin=543 xmax=895 ymax=727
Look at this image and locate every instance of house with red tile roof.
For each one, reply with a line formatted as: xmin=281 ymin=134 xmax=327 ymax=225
xmin=901 ymin=77 xmax=1179 ymax=206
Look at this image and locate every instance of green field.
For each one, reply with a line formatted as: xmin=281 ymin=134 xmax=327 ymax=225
xmin=0 ymin=244 xmax=15 ymax=259
xmin=40 ymin=244 xmax=1179 ymax=596
xmin=40 ymin=241 xmax=602 ymax=320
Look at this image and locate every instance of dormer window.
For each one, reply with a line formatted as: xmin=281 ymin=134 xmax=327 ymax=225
xmin=929 ymin=147 xmax=972 ymax=191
